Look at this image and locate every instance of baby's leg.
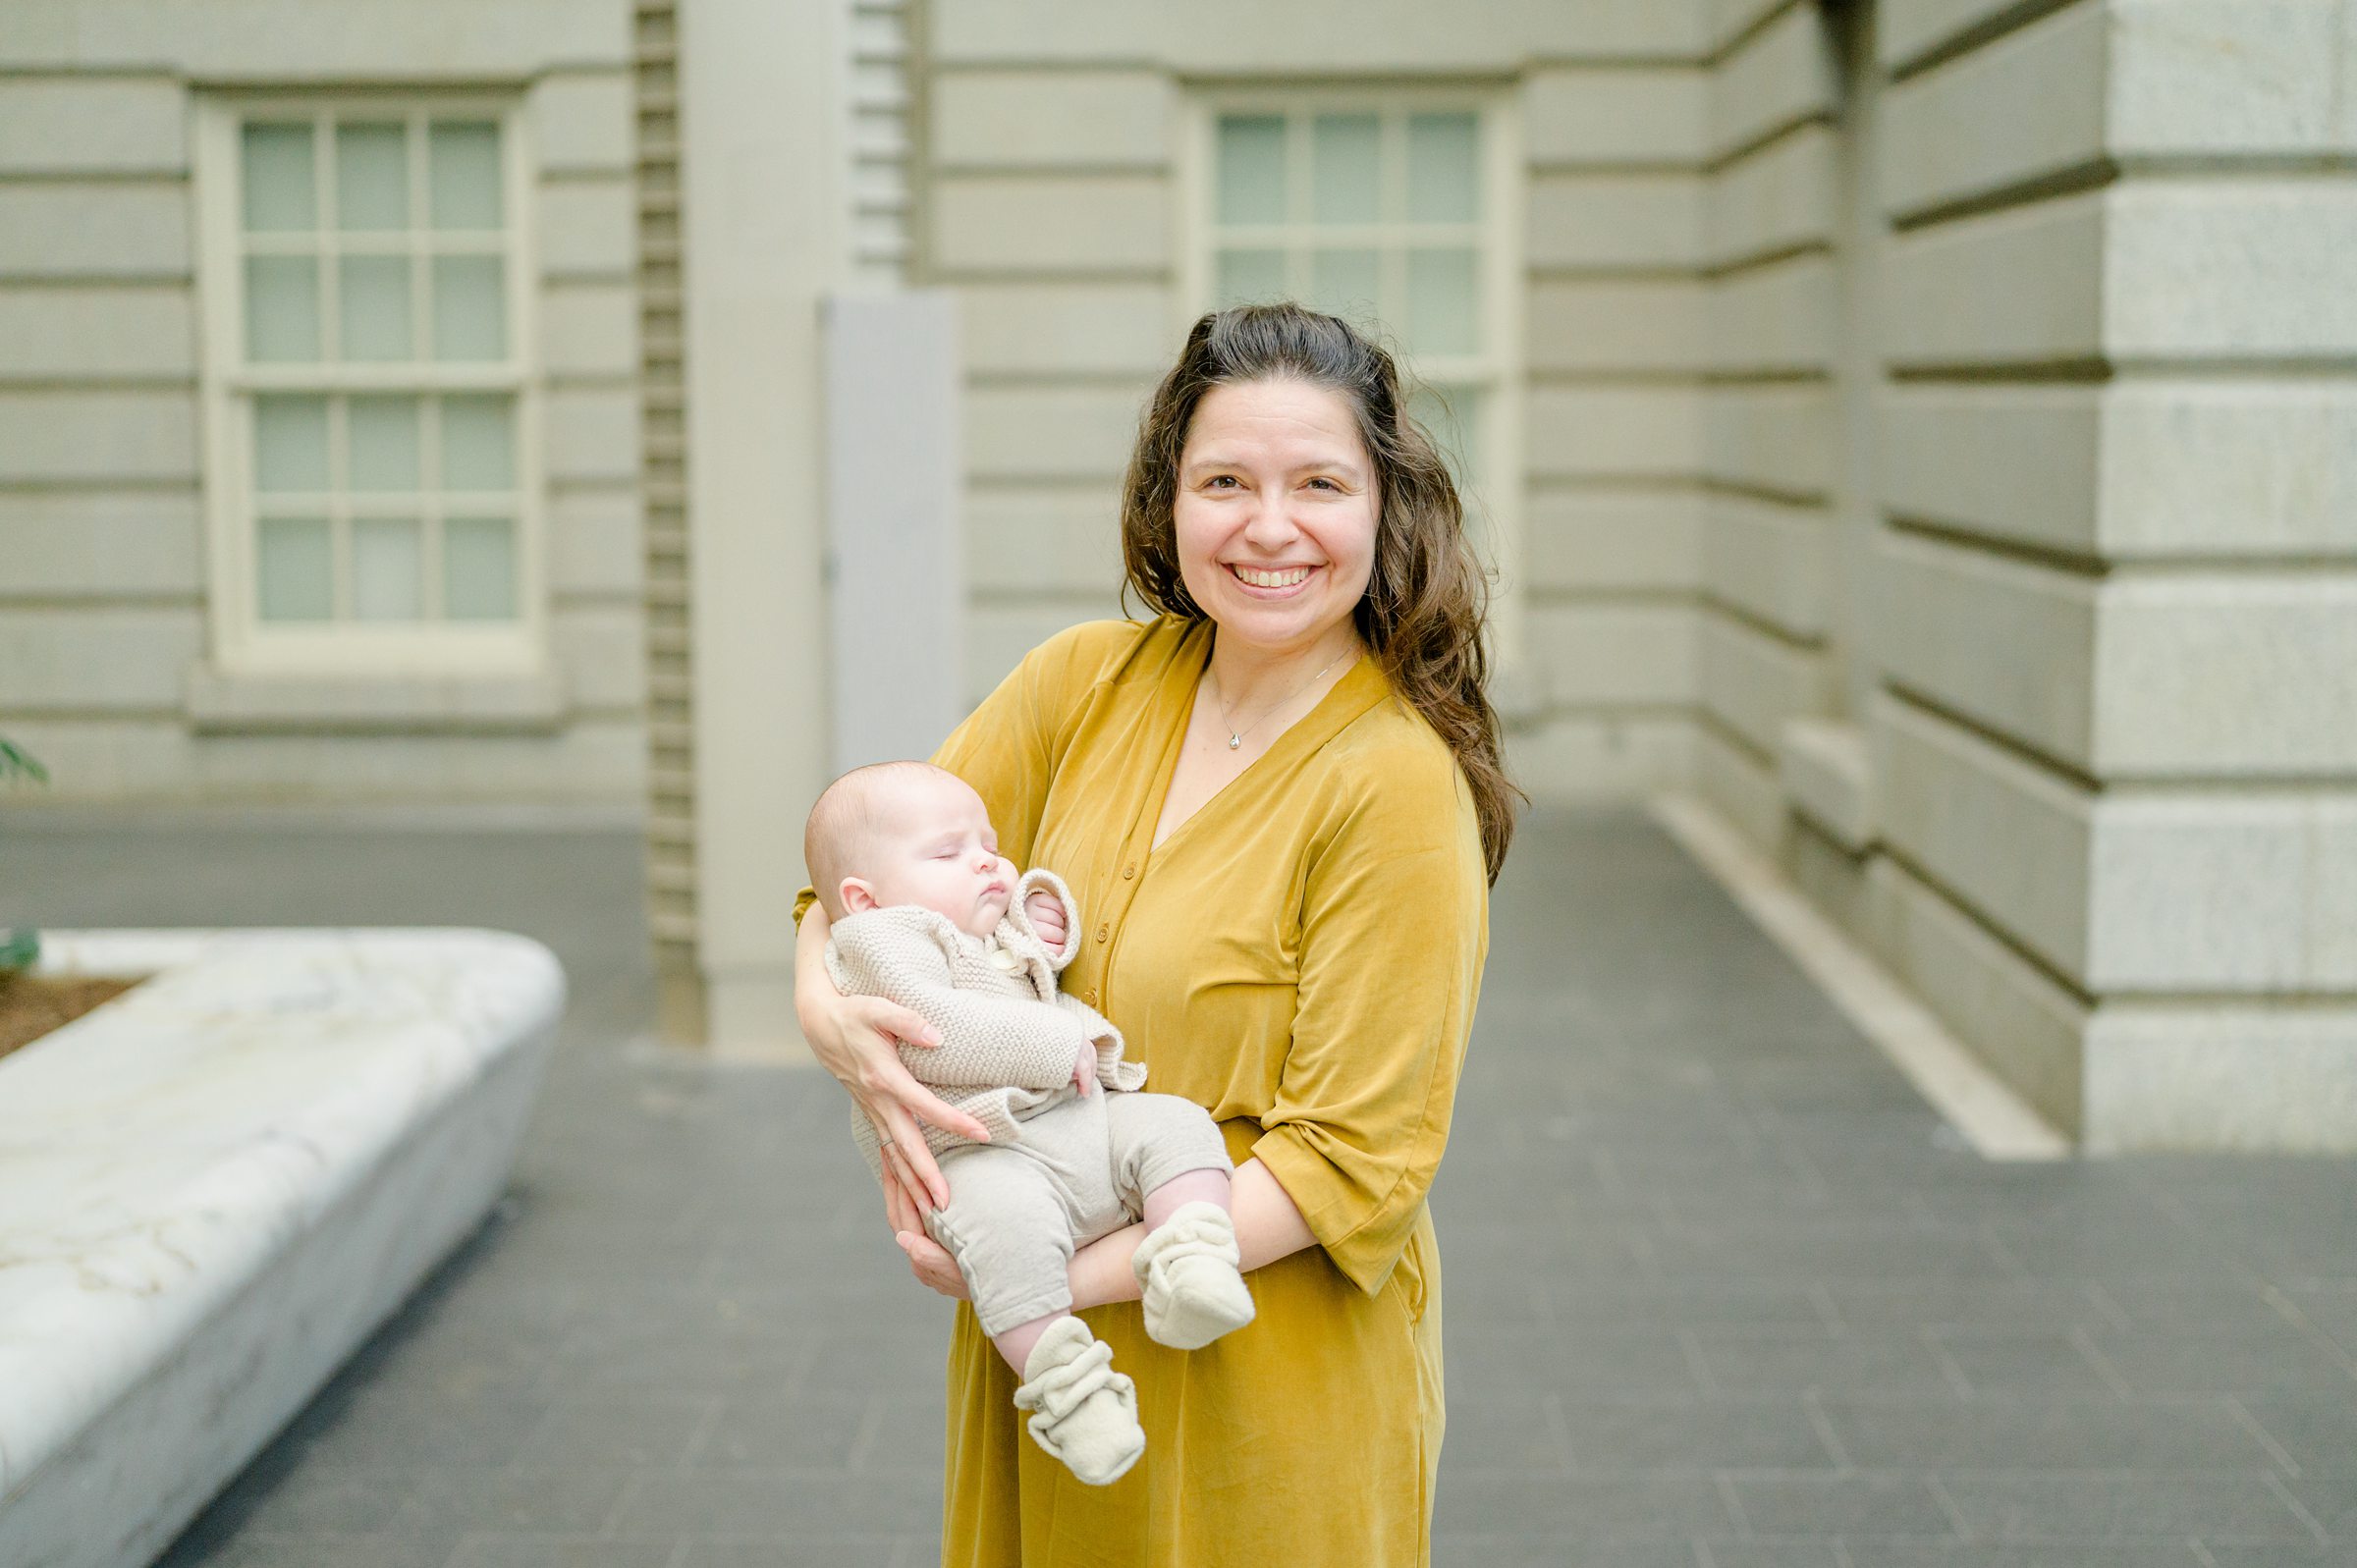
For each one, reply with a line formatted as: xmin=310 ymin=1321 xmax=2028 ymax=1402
xmin=926 ymin=1147 xmax=1078 ymax=1373
xmin=1105 ymin=1092 xmax=1255 ymax=1350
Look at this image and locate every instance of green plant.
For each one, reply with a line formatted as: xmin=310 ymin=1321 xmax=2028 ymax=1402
xmin=0 ymin=735 xmax=45 ymax=784
xmin=1 ymin=736 xmax=45 ymax=979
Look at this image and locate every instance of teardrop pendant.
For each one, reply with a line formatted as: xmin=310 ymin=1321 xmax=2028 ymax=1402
xmin=1228 ymin=734 xmax=1241 ymax=750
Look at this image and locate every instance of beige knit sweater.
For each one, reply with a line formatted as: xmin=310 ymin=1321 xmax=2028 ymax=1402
xmin=825 ymin=867 xmax=1147 ymax=1180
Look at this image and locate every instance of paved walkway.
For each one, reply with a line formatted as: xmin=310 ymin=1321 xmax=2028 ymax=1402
xmin=6 ymin=808 xmax=2356 ymax=1567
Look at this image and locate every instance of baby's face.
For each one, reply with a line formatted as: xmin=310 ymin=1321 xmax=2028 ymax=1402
xmin=850 ymin=772 xmax=1014 ymax=939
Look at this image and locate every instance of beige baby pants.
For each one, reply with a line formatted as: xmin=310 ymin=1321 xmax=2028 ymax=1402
xmin=922 ymin=1086 xmax=1232 ymax=1336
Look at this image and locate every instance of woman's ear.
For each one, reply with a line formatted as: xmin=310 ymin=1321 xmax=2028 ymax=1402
xmin=840 ymin=877 xmax=881 ymax=914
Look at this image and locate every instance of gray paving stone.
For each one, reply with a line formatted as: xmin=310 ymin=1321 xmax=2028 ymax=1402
xmin=1719 ymin=1471 xmax=1956 ymax=1536
xmin=1930 ymin=1469 xmax=2321 ymax=1541
xmin=1814 ymin=1398 xmax=2276 ymax=1471
xmin=23 ymin=808 xmax=2353 ymax=1568
xmin=443 ymin=1537 xmax=682 ymax=1568
xmin=1553 ymin=1398 xmax=1839 ymax=1472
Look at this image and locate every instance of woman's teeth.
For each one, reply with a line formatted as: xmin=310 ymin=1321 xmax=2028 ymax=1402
xmin=1233 ymin=566 xmax=1310 ymax=588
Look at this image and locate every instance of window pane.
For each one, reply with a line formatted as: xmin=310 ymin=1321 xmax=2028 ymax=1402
xmin=244 ymin=256 xmax=320 ymax=362
xmin=349 ymin=396 xmax=422 ymax=492
xmin=443 ymin=516 xmax=517 ymax=621
xmin=338 ymin=254 xmax=414 ymax=361
xmin=431 ymin=254 xmax=507 ymax=361
xmin=352 ymin=517 xmax=423 ymax=621
xmin=1405 ymin=247 xmax=1478 ymax=354
xmin=1406 ymin=113 xmax=1479 ymax=223
xmin=241 ymin=123 xmax=315 ymax=233
xmin=1307 ymin=248 xmax=1379 ymax=326
xmin=1214 ymin=248 xmax=1287 ymax=309
xmin=256 ymin=517 xmax=333 ymax=621
xmin=253 ymin=395 xmax=330 ymax=492
xmin=428 ymin=121 xmax=503 ymax=229
xmin=439 ymin=395 xmax=515 ymax=490
xmin=1310 ymin=115 xmax=1380 ymax=225
xmin=1216 ymin=115 xmax=1286 ymax=226
xmin=1407 ymin=382 xmax=1479 ymax=489
xmin=335 ymin=121 xmax=409 ymax=231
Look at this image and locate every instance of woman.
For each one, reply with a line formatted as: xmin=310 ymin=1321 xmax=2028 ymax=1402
xmin=794 ymin=303 xmax=1515 ymax=1566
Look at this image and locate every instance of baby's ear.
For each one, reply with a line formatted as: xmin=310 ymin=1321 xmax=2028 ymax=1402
xmin=840 ymin=877 xmax=880 ymax=915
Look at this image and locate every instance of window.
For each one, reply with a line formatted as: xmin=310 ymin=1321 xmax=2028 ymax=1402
xmin=1186 ymin=94 xmax=1523 ymax=626
xmin=197 ymin=101 xmax=540 ymax=675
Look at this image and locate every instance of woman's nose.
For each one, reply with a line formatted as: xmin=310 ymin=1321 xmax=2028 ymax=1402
xmin=1241 ymin=493 xmax=1298 ymax=547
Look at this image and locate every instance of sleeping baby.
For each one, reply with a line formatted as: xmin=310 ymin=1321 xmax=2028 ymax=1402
xmin=802 ymin=760 xmax=1256 ymax=1486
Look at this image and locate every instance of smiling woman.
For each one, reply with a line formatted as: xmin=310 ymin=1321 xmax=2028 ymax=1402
xmin=794 ymin=302 xmax=1512 ymax=1568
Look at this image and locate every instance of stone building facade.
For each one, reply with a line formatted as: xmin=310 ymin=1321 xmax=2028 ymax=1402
xmin=4 ymin=0 xmax=2351 ymax=1148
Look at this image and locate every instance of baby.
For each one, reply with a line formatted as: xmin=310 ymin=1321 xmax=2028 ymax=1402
xmin=804 ymin=760 xmax=1256 ymax=1486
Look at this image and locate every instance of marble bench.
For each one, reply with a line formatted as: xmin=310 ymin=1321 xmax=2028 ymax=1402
xmin=0 ymin=930 xmax=564 ymax=1568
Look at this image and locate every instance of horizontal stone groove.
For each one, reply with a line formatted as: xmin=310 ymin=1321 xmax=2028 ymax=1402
xmin=1883 ymin=514 xmax=2109 ymax=577
xmin=0 ymin=478 xmax=199 ymax=496
xmin=930 ymin=58 xmax=1162 ymax=75
xmin=0 ymin=594 xmax=201 ymax=611
xmin=0 ymin=376 xmax=195 ymax=393
xmin=1885 ymin=0 xmax=2087 ymax=84
xmin=1875 ymin=836 xmax=2100 ymax=1008
xmin=0 ymin=708 xmax=185 ymax=724
xmin=1529 ymin=264 xmax=1709 ymax=284
xmin=930 ymin=267 xmax=1170 ymax=286
xmin=1703 ymin=0 xmax=1810 ymax=66
xmin=1882 ymin=677 xmax=2101 ymax=793
xmin=1531 ymin=700 xmax=1697 ymax=721
xmin=1698 ymin=591 xmax=1825 ymax=651
xmin=1697 ymin=476 xmax=1824 ymax=508
xmin=1700 ymin=240 xmax=1831 ymax=281
xmin=1699 ymin=369 xmax=1830 ymax=388
xmin=0 ymin=168 xmax=189 ymax=186
xmin=1888 ymin=159 xmax=2114 ymax=234
xmin=1705 ymin=111 xmax=1835 ymax=179
xmin=1887 ymin=359 xmax=2111 ymax=385
xmin=1694 ymin=702 xmax=1775 ymax=767
xmin=0 ymin=272 xmax=190 ymax=289
xmin=1528 ymin=158 xmax=1707 ymax=178
xmin=931 ymin=161 xmax=1168 ymax=180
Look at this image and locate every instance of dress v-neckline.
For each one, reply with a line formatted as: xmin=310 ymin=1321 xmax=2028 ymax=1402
xmin=1139 ymin=623 xmax=1386 ymax=859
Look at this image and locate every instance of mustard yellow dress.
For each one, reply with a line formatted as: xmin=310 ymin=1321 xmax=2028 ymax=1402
xmin=820 ymin=614 xmax=1491 ymax=1568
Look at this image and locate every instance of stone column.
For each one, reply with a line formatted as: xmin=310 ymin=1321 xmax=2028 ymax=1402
xmin=1866 ymin=0 xmax=2357 ymax=1148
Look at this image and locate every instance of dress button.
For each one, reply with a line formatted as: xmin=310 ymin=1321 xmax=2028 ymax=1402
xmin=1082 ymin=988 xmax=1098 ymax=1005
xmin=1123 ymin=864 xmax=1135 ymax=880
xmin=1095 ymin=924 xmax=1110 ymax=943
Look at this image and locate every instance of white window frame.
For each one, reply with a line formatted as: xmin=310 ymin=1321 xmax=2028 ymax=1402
xmin=195 ymin=94 xmax=546 ymax=678
xmin=1178 ymin=86 xmax=1527 ymax=671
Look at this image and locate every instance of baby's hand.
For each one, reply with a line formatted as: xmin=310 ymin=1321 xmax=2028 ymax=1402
xmin=1026 ymin=888 xmax=1068 ymax=948
xmin=1071 ymin=1038 xmax=1098 ymax=1097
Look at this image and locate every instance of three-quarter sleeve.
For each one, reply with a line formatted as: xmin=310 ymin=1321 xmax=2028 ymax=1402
xmin=1251 ymin=754 xmax=1489 ymax=1296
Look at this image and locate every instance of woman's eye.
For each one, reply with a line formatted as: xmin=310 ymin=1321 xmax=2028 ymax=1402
xmin=1306 ymin=477 xmax=1338 ymax=491
xmin=1207 ymin=475 xmax=1237 ymax=489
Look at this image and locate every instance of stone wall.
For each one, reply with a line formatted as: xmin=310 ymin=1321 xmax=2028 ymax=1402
xmin=920 ymin=0 xmax=1717 ymax=807
xmin=1700 ymin=0 xmax=2357 ymax=1150
xmin=0 ymin=0 xmax=643 ymax=804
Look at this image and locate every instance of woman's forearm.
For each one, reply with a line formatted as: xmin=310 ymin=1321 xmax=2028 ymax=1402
xmin=1068 ymin=1158 xmax=1318 ymax=1311
xmin=793 ymin=900 xmax=836 ymax=1027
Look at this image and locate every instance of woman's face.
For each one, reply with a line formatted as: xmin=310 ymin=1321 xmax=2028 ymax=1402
xmin=1172 ymin=376 xmax=1378 ymax=658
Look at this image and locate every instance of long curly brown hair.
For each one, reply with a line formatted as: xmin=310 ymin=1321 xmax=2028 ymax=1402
xmin=1120 ymin=303 xmax=1520 ymax=884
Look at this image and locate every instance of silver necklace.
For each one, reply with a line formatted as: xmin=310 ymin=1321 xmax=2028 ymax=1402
xmin=1210 ymin=650 xmax=1352 ymax=751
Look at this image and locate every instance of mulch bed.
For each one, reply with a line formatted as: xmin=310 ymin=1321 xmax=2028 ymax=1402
xmin=0 ymin=973 xmax=143 ymax=1062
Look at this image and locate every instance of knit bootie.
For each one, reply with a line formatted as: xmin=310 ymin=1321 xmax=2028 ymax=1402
xmin=1012 ymin=1316 xmax=1145 ymax=1486
xmin=1130 ymin=1201 xmax=1256 ymax=1350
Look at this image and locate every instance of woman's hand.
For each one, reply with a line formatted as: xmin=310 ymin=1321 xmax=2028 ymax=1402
xmin=883 ymin=1162 xmax=968 ymax=1298
xmin=1025 ymin=888 xmax=1067 ymax=948
xmin=795 ymin=901 xmax=989 ymax=1212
